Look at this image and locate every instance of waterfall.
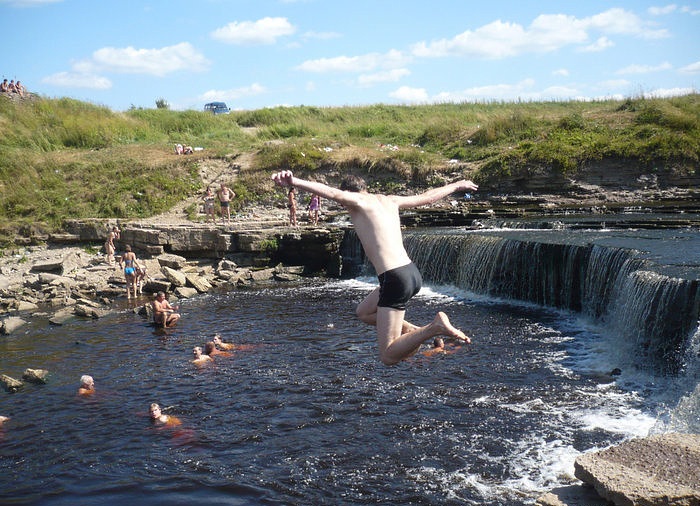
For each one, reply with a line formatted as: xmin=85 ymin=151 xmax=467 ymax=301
xmin=402 ymin=231 xmax=700 ymax=374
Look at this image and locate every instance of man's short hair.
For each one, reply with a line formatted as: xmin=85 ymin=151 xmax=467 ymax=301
xmin=340 ymin=175 xmax=366 ymax=192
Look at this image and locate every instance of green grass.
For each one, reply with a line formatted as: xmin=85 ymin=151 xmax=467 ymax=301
xmin=0 ymin=93 xmax=698 ymax=244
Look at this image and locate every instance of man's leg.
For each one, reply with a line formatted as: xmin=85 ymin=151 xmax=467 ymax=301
xmin=376 ymin=307 xmax=469 ymax=366
xmin=356 ymin=288 xmax=417 ymax=334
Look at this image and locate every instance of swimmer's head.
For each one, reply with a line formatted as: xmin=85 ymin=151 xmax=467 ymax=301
xmin=80 ymin=375 xmax=94 ymax=389
xmin=149 ymin=403 xmax=161 ymax=419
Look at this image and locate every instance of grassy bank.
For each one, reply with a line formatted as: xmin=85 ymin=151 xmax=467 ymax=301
xmin=0 ymin=93 xmax=698 ymax=243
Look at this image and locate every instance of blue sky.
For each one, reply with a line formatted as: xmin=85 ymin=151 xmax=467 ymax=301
xmin=1 ymin=0 xmax=698 ymax=112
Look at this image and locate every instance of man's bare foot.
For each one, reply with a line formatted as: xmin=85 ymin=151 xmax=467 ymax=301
xmin=433 ymin=312 xmax=471 ymax=343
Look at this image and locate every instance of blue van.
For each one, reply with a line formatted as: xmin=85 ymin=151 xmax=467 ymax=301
xmin=204 ymin=102 xmax=230 ymax=115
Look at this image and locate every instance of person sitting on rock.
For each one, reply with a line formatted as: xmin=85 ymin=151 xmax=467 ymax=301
xmin=152 ymin=291 xmax=180 ymax=328
xmin=78 ymin=375 xmax=95 ymax=396
xmin=0 ymin=79 xmax=8 ymax=93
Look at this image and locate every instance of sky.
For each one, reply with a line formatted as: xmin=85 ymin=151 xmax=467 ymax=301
xmin=1 ymin=0 xmax=699 ymax=112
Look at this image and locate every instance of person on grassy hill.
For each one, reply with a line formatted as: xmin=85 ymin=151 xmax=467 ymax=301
xmin=0 ymin=79 xmax=8 ymax=93
xmin=217 ymin=183 xmax=235 ymax=224
xmin=202 ymin=186 xmax=216 ymax=223
xmin=271 ymin=170 xmax=478 ymax=366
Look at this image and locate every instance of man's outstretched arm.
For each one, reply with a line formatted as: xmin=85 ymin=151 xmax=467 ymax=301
xmin=394 ymin=180 xmax=478 ymax=209
xmin=271 ymin=170 xmax=361 ymax=207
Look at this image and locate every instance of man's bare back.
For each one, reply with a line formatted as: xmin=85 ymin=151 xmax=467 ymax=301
xmin=271 ymin=170 xmax=478 ymax=365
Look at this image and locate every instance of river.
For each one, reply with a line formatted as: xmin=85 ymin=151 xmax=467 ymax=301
xmin=0 ymin=220 xmax=698 ymax=505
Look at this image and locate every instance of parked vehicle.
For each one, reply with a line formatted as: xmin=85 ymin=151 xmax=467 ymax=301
xmin=204 ymin=102 xmax=230 ymax=115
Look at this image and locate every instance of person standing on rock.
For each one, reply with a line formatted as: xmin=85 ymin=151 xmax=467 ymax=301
xmin=287 ymin=186 xmax=298 ymax=227
xmin=271 ymin=170 xmax=478 ymax=366
xmin=119 ymin=244 xmax=139 ymax=299
xmin=307 ymin=193 xmax=321 ymax=225
xmin=104 ymin=226 xmax=120 ymax=266
xmin=217 ymin=184 xmax=235 ymax=224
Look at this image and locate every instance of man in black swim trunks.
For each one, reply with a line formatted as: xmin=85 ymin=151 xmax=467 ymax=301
xmin=272 ymin=170 xmax=478 ymax=365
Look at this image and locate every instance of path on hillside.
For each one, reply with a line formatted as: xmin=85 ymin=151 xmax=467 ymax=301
xmin=136 ymin=152 xmax=288 ymax=228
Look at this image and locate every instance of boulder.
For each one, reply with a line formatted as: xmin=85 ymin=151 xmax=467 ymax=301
xmin=161 ymin=266 xmax=187 ymax=287
xmin=0 ymin=374 xmax=23 ymax=392
xmin=31 ymin=251 xmax=83 ymax=276
xmin=143 ymin=278 xmax=171 ymax=294
xmin=574 ymin=433 xmax=700 ymax=506
xmin=157 ymin=253 xmax=188 ymax=270
xmin=248 ymin=267 xmax=275 ymax=282
xmin=49 ymin=308 xmax=76 ymax=326
xmin=536 ymin=485 xmax=610 ymax=506
xmin=174 ymin=286 xmax=199 ymax=298
xmin=74 ymin=304 xmax=106 ymax=319
xmin=185 ymin=273 xmax=212 ymax=293
xmin=22 ymin=368 xmax=49 ymax=384
xmin=1 ymin=316 xmax=27 ymax=334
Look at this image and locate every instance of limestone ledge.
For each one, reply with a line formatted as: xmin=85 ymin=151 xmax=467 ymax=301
xmin=0 ymin=221 xmax=349 ymax=334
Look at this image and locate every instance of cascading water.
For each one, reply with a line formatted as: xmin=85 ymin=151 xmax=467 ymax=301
xmin=403 ymin=229 xmax=700 ymax=374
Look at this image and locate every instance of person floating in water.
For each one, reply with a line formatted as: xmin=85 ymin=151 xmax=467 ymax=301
xmin=77 ymin=375 xmax=95 ymax=396
xmin=272 ymin=170 xmax=478 ymax=365
xmin=191 ymin=346 xmax=213 ymax=367
xmin=149 ymin=403 xmax=181 ymax=427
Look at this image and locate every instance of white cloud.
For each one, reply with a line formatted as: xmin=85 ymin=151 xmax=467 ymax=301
xmin=75 ymin=42 xmax=210 ymax=77
xmin=431 ymin=79 xmax=537 ymax=102
xmin=389 ymin=86 xmax=428 ymax=103
xmin=358 ymin=68 xmax=410 ymax=86
xmin=616 ymin=61 xmax=673 ymax=74
xmin=648 ymin=4 xmax=678 ymax=15
xmin=579 ymin=36 xmax=614 ymax=52
xmin=644 ymin=87 xmax=696 ymax=97
xmin=297 ymin=49 xmax=410 ymax=73
xmin=211 ymin=17 xmax=295 ymax=45
xmin=41 ymin=72 xmax=111 ymax=89
xmin=411 ymin=8 xmax=667 ymax=60
xmin=553 ymin=69 xmax=570 ymax=77
xmin=679 ymin=61 xmax=700 ymax=74
xmin=200 ymin=83 xmax=266 ymax=103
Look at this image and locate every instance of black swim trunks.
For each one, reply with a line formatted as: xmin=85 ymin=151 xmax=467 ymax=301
xmin=377 ymin=262 xmax=422 ymax=311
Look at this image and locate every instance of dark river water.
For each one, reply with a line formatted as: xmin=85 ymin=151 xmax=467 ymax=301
xmin=1 ymin=274 xmax=697 ymax=505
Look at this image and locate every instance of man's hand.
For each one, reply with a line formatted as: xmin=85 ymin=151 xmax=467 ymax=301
xmin=456 ymin=180 xmax=479 ymax=193
xmin=271 ymin=170 xmax=294 ymax=187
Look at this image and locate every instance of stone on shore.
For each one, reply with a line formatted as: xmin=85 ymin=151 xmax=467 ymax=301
xmin=22 ymin=368 xmax=49 ymax=384
xmin=0 ymin=374 xmax=23 ymax=392
xmin=536 ymin=484 xmax=610 ymax=506
xmin=185 ymin=272 xmax=212 ymax=293
xmin=1 ymin=316 xmax=27 ymax=334
xmin=157 ymin=253 xmax=188 ymax=270
xmin=574 ymin=433 xmax=700 ymax=506
xmin=174 ymin=286 xmax=199 ymax=298
xmin=161 ymin=266 xmax=187 ymax=287
xmin=49 ymin=308 xmax=76 ymax=326
xmin=30 ymin=251 xmax=83 ymax=276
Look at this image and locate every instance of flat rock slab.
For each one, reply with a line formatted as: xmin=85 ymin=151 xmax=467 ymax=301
xmin=575 ymin=433 xmax=700 ymax=506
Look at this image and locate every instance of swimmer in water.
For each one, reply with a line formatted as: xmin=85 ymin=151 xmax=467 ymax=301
xmin=149 ymin=403 xmax=181 ymax=427
xmin=77 ymin=375 xmax=95 ymax=396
